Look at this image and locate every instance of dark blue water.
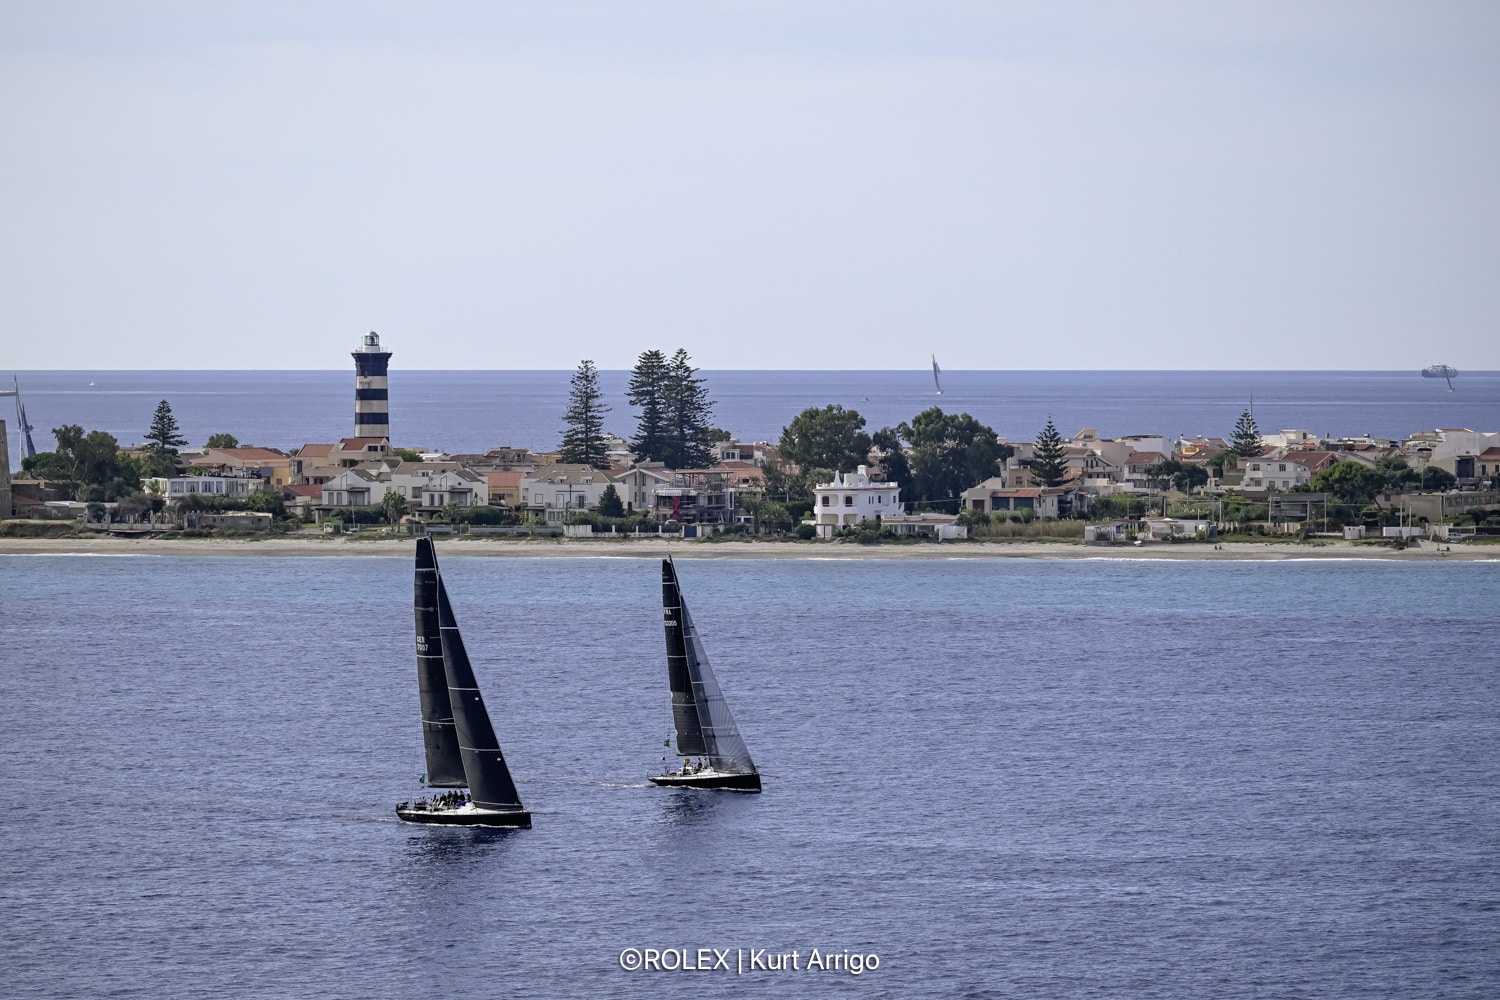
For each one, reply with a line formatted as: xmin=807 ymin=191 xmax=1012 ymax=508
xmin=6 ymin=369 xmax=1498 ymax=458
xmin=1 ymin=554 xmax=1496 ymax=998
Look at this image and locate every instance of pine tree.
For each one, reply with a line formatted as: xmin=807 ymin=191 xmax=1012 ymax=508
xmin=1030 ymin=417 xmax=1068 ymax=488
xmin=559 ymin=360 xmax=611 ymax=468
xmin=144 ymin=399 xmax=187 ymax=477
xmin=1231 ymin=408 xmax=1263 ymax=457
xmin=627 ymin=349 xmax=669 ymax=463
xmin=664 ymin=348 xmax=716 ymax=469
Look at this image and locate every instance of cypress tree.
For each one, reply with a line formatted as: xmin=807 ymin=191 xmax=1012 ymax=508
xmin=559 ymin=360 xmax=611 ymax=469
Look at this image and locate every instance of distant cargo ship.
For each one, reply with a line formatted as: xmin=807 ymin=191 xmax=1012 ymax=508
xmin=1422 ymin=364 xmax=1457 ymax=391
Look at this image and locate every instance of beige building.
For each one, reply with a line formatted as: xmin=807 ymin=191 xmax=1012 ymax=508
xmin=291 ymin=437 xmax=392 ymax=485
xmin=196 ymin=447 xmax=291 ymax=487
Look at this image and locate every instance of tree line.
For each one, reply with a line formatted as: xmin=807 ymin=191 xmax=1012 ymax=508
xmin=559 ymin=348 xmax=718 ymax=469
xmin=20 ymin=399 xmax=281 ymax=516
xmin=769 ymin=403 xmax=1017 ymax=514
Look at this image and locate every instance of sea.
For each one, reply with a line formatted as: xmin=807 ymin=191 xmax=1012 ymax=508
xmin=4 ymin=369 xmax=1498 ymax=458
xmin=1 ymin=554 xmax=1497 ymax=998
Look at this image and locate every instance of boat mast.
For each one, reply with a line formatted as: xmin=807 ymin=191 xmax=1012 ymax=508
xmin=0 ymin=377 xmax=36 ymax=461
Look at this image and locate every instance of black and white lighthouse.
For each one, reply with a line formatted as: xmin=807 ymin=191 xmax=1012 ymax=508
xmin=352 ymin=331 xmax=393 ymax=439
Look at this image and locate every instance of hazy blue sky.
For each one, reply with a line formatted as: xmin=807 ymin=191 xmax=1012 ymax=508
xmin=3 ymin=1 xmax=1497 ymax=370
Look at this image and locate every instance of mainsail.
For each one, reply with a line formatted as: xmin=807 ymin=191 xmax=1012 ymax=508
xmin=661 ymin=559 xmax=756 ymax=775
xmin=2 ymin=377 xmax=37 ymax=459
xmin=414 ymin=538 xmax=466 ymax=787
xmin=932 ymin=354 xmax=943 ymax=395
xmin=437 ymin=575 xmax=526 ymax=812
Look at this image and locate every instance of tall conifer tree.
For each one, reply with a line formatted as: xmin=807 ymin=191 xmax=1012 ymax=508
xmin=627 ymin=349 xmax=669 ymax=463
xmin=1231 ymin=408 xmax=1263 ymax=457
xmin=1030 ymin=417 xmax=1068 ymax=488
xmin=664 ymin=348 xmax=716 ymax=469
xmin=144 ymin=399 xmax=187 ymax=477
xmin=559 ymin=360 xmax=611 ymax=468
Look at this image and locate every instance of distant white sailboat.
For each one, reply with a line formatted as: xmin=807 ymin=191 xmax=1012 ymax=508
xmin=932 ymin=355 xmax=943 ymax=395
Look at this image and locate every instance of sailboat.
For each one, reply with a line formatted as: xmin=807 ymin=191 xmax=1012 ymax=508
xmin=0 ymin=377 xmax=38 ymax=459
xmin=931 ymin=354 xmax=943 ymax=395
xmin=1421 ymin=364 xmax=1458 ymax=390
xmin=396 ymin=538 xmax=531 ymax=827
xmin=649 ymin=559 xmax=761 ymax=792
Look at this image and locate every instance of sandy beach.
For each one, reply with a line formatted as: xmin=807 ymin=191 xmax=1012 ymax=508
xmin=1 ymin=534 xmax=1494 ymax=560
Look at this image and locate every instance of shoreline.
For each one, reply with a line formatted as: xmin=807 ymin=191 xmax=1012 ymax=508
xmin=1 ymin=535 xmax=1495 ymax=561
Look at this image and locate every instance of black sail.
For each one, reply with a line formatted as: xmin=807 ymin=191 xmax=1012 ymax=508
xmin=415 ymin=538 xmax=466 ymax=787
xmin=661 ymin=560 xmax=756 ymax=774
xmin=662 ymin=560 xmax=707 ymax=756
xmin=437 ymin=577 xmax=526 ymax=812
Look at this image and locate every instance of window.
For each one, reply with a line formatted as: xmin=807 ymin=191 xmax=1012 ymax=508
xmin=821 ymin=496 xmax=830 ymax=506
xmin=844 ymin=496 xmax=854 ymax=506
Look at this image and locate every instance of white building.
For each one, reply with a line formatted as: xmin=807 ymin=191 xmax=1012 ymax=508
xmin=320 ymin=463 xmax=487 ymax=515
xmin=149 ymin=475 xmax=265 ymax=501
xmin=519 ymin=464 xmax=617 ymax=524
xmin=1242 ymin=457 xmax=1312 ymax=492
xmin=614 ymin=464 xmax=677 ymax=514
xmin=812 ymin=466 xmax=902 ymax=538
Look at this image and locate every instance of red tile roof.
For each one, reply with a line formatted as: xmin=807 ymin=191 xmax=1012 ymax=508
xmin=208 ymin=447 xmax=288 ymax=460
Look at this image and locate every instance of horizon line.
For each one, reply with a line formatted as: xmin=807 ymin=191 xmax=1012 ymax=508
xmin=6 ymin=367 xmax=1498 ymax=376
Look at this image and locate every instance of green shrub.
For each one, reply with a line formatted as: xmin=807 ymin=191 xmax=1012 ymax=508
xmin=0 ymin=520 xmax=86 ymax=538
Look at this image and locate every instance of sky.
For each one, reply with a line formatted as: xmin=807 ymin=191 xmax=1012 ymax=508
xmin=2 ymin=1 xmax=1498 ymax=371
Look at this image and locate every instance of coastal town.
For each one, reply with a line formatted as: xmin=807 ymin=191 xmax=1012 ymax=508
xmin=2 ymin=334 xmax=1498 ymax=550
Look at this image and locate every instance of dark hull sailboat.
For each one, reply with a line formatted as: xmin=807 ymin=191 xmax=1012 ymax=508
xmin=649 ymin=768 xmax=762 ymax=791
xmin=396 ymin=798 xmax=530 ymax=827
xmin=649 ymin=559 xmax=761 ymax=793
xmin=396 ymin=538 xmax=531 ymax=828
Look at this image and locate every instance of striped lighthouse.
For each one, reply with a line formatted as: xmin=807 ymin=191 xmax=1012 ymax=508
xmin=352 ymin=331 xmax=393 ymax=439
